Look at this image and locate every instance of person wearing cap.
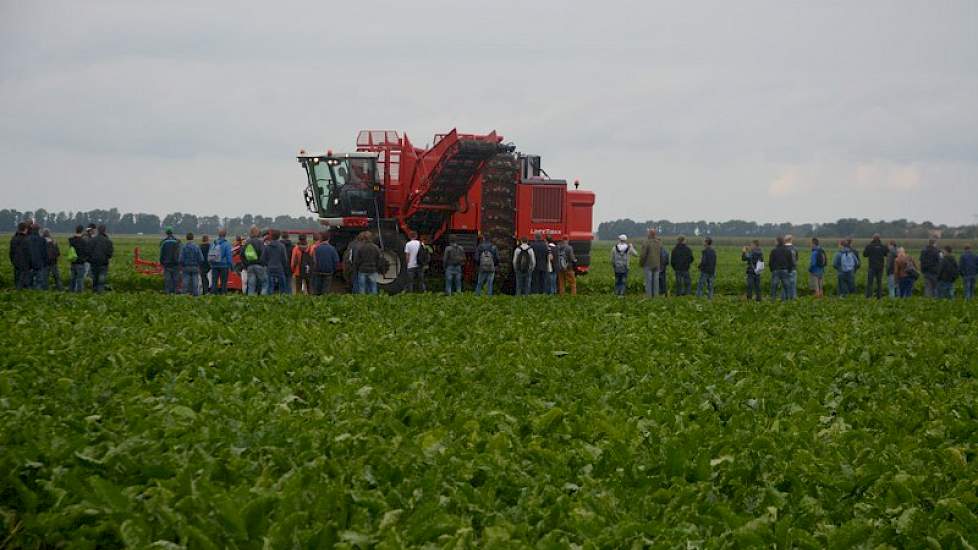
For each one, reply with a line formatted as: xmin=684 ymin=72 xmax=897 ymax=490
xmin=556 ymin=236 xmax=578 ymax=295
xmin=611 ymin=234 xmax=638 ymax=296
xmin=159 ymin=227 xmax=182 ymax=294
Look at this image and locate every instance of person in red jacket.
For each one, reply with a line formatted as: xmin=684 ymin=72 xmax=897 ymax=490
xmin=290 ymin=234 xmax=314 ymax=295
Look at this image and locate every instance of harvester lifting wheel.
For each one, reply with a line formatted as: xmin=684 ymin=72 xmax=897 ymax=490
xmin=376 ymin=229 xmax=408 ymax=294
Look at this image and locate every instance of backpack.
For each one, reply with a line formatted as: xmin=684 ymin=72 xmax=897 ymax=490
xmin=515 ymin=248 xmax=532 ymax=273
xmin=479 ymin=248 xmax=495 ymax=272
xmin=816 ymin=248 xmax=827 ymax=268
xmin=244 ymin=242 xmax=258 ymax=262
xmin=558 ymin=247 xmax=570 ymax=271
xmin=300 ymin=248 xmax=315 ymax=276
xmin=840 ymin=250 xmax=857 ymax=273
xmin=613 ymin=246 xmax=630 ymax=274
xmin=447 ymin=244 xmax=464 ymax=266
xmin=67 ymin=243 xmax=78 ymax=262
xmin=207 ymin=242 xmax=223 ymax=264
xmin=417 ymin=245 xmax=431 ymax=268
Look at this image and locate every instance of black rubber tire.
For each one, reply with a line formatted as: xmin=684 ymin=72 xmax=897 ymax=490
xmin=376 ymin=229 xmax=409 ymax=295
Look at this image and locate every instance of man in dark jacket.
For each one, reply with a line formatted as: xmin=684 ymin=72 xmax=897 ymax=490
xmin=696 ymin=237 xmax=717 ymax=299
xmin=919 ymin=239 xmax=941 ymax=298
xmin=242 ymin=226 xmax=267 ymax=295
xmin=529 ymin=232 xmax=550 ymax=294
xmin=474 ymin=236 xmax=500 ymax=296
xmin=352 ymin=231 xmax=381 ymax=295
xmin=862 ymin=234 xmax=888 ymax=299
xmin=960 ymin=245 xmax=977 ymax=300
xmin=43 ymin=229 xmax=63 ymax=291
xmin=769 ymin=235 xmax=796 ymax=301
xmin=159 ymin=227 xmax=182 ymax=294
xmin=9 ymin=222 xmax=31 ymax=290
xmin=313 ymin=232 xmax=340 ymax=295
xmin=68 ymin=225 xmax=89 ymax=292
xmin=199 ymin=235 xmax=211 ymax=294
xmin=260 ymin=229 xmax=290 ymax=295
xmin=88 ymin=225 xmax=113 ymax=293
xmin=27 ymin=224 xmax=48 ymax=290
xmin=670 ymin=235 xmax=694 ymax=296
xmin=279 ymin=231 xmax=295 ymax=291
xmin=659 ymin=247 xmax=669 ymax=297
xmin=937 ymin=246 xmax=959 ymax=299
xmin=742 ymin=240 xmax=763 ymax=301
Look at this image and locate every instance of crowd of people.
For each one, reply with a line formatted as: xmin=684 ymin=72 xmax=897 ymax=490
xmin=612 ymin=230 xmax=977 ymax=300
xmin=8 ymin=221 xmax=977 ymax=300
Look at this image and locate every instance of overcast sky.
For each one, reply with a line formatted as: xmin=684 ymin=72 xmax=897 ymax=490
xmin=1 ymin=1 xmax=976 ymax=226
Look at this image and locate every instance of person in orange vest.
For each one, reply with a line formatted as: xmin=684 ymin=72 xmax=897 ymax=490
xmin=290 ymin=234 xmax=315 ymax=295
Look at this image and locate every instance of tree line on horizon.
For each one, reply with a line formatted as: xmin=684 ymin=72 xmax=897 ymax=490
xmin=598 ymin=218 xmax=978 ymax=241
xmin=0 ymin=208 xmax=318 ymax=237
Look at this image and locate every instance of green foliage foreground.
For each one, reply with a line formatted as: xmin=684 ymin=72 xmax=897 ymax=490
xmin=1 ymin=292 xmax=977 ymax=548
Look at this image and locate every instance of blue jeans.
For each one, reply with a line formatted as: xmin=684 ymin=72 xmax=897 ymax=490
xmin=771 ymin=269 xmax=792 ymax=301
xmin=837 ymin=271 xmax=856 ymax=296
xmin=789 ymin=270 xmax=798 ymax=299
xmin=210 ymin=267 xmax=229 ymax=294
xmin=674 ymin=271 xmax=691 ymax=296
xmin=475 ymin=270 xmax=494 ymax=296
xmin=351 ymin=271 xmax=360 ymax=294
xmin=266 ymin=270 xmax=289 ymax=295
xmin=445 ymin=265 xmax=462 ymax=295
xmin=531 ymin=270 xmax=548 ymax=294
xmin=659 ymin=270 xmax=668 ymax=296
xmin=964 ymin=276 xmax=976 ymax=300
xmin=357 ymin=272 xmax=378 ymax=295
xmin=90 ymin=265 xmax=108 ymax=292
xmin=614 ymin=270 xmax=628 ymax=296
xmin=887 ymin=274 xmax=897 ymax=298
xmin=163 ymin=267 xmax=180 ymax=294
xmin=70 ymin=264 xmax=87 ymax=292
xmin=548 ymin=271 xmax=557 ymax=295
xmin=182 ymin=269 xmax=201 ymax=296
xmin=899 ymin=276 xmax=915 ymax=298
xmin=746 ymin=272 xmax=762 ymax=301
xmin=32 ymin=267 xmax=49 ymax=290
xmin=246 ymin=265 xmax=267 ymax=295
xmin=938 ymin=281 xmax=955 ymax=299
xmin=696 ymin=272 xmax=715 ymax=299
xmin=515 ymin=272 xmax=532 ymax=296
xmin=644 ymin=267 xmax=660 ymax=297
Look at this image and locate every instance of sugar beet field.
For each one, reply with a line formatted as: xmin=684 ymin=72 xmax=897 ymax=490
xmin=1 ymin=238 xmax=978 ymax=548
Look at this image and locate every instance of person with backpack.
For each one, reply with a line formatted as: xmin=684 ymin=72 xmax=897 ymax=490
xmin=611 ymin=234 xmax=638 ymax=297
xmin=809 ymin=237 xmax=827 ymax=298
xmin=659 ymin=246 xmax=670 ymax=297
xmin=159 ymin=227 xmax=182 ymax=294
xmin=443 ymin=235 xmax=466 ymax=295
xmin=313 ymin=232 xmax=340 ymax=295
xmin=769 ymin=235 xmax=796 ymax=301
xmin=863 ymin=234 xmax=888 ymax=299
xmin=208 ymin=229 xmax=233 ymax=294
xmin=639 ymin=228 xmax=662 ymax=297
xmin=742 ymin=240 xmax=763 ymax=301
xmin=9 ymin=223 xmax=31 ymax=290
xmin=42 ymin=229 xmax=63 ymax=291
xmin=178 ymin=233 xmax=204 ymax=296
xmin=937 ymin=246 xmax=959 ymax=299
xmin=894 ymin=247 xmax=919 ymax=298
xmin=88 ymin=225 xmax=113 ymax=293
xmin=290 ymin=234 xmax=314 ymax=295
xmin=352 ymin=231 xmax=381 ymax=295
xmin=960 ymin=245 xmax=977 ymax=300
xmin=529 ymin=232 xmax=550 ymax=294
xmin=242 ymin=226 xmax=267 ymax=295
xmin=67 ymin=225 xmax=89 ymax=293
xmin=670 ymin=235 xmax=694 ymax=296
xmin=556 ymin=236 xmax=578 ymax=295
xmin=513 ymin=238 xmax=536 ymax=296
xmin=832 ymin=239 xmax=860 ymax=297
xmin=695 ymin=237 xmax=717 ymax=299
xmin=784 ymin=234 xmax=799 ymax=298
xmin=404 ymin=231 xmax=424 ymax=293
xmin=259 ymin=229 xmax=290 ymax=295
xmin=919 ymin=239 xmax=941 ymax=298
xmin=886 ymin=240 xmax=899 ymax=298
xmin=473 ymin=236 xmax=499 ymax=296
xmin=198 ymin=235 xmax=211 ymax=294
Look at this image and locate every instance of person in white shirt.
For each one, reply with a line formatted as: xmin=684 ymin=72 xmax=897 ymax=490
xmin=404 ymin=231 xmax=423 ymax=293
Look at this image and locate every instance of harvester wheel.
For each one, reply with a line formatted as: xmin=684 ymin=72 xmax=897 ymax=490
xmin=376 ymin=230 xmax=409 ymax=295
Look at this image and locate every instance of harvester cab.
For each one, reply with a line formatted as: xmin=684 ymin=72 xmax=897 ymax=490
xmin=299 ymin=152 xmax=381 ymax=223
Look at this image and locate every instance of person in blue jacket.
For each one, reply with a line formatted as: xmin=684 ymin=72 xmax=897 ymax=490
xmin=208 ymin=228 xmax=234 ymax=294
xmin=809 ymin=237 xmax=827 ymax=298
